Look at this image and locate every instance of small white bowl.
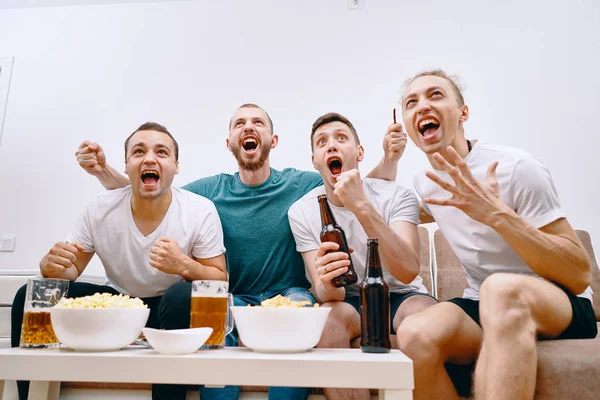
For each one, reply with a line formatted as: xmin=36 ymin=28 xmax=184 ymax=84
xmin=231 ymin=306 xmax=331 ymax=353
xmin=50 ymin=307 xmax=150 ymax=352
xmin=142 ymin=327 xmax=213 ymax=355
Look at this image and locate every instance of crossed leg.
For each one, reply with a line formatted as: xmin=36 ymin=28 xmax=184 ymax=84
xmin=474 ymin=273 xmax=573 ymax=400
xmin=396 ymin=302 xmax=483 ymax=400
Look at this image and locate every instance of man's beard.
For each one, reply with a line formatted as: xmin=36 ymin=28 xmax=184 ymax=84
xmin=230 ymin=141 xmax=271 ymax=172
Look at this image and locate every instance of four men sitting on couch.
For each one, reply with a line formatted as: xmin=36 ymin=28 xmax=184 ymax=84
xmin=11 ymin=69 xmax=596 ymax=400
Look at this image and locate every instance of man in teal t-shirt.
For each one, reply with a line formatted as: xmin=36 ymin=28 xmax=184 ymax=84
xmin=75 ymin=104 xmax=404 ymax=400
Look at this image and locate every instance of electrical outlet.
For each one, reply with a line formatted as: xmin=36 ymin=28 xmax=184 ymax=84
xmin=1 ymin=235 xmax=16 ymax=252
xmin=348 ymin=0 xmax=365 ymax=10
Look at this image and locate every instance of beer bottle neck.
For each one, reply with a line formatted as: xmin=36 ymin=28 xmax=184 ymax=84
xmin=318 ymin=195 xmax=337 ymax=226
xmin=365 ymin=242 xmax=383 ymax=278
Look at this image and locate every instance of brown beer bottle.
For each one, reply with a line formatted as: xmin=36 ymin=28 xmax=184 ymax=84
xmin=317 ymin=194 xmax=358 ymax=287
xmin=359 ymin=238 xmax=391 ymax=353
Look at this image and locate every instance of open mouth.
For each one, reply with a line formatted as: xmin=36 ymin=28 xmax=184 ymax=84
xmin=328 ymin=157 xmax=343 ymax=176
xmin=141 ymin=169 xmax=160 ymax=186
xmin=242 ymin=136 xmax=259 ymax=152
xmin=418 ymin=117 xmax=440 ymax=140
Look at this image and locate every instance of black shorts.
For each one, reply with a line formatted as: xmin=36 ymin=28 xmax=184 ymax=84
xmin=344 ymin=291 xmax=437 ymax=334
xmin=448 ymin=285 xmax=597 ymax=340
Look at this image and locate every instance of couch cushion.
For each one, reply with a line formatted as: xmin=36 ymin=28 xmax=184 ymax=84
xmin=536 ymin=339 xmax=600 ymax=400
xmin=433 ymin=230 xmax=468 ymax=301
xmin=417 ymin=226 xmax=433 ymax=295
xmin=576 ymin=230 xmax=600 ymax=321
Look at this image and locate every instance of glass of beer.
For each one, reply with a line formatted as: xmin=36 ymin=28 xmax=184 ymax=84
xmin=190 ymin=280 xmax=233 ymax=349
xmin=20 ymin=277 xmax=69 ymax=349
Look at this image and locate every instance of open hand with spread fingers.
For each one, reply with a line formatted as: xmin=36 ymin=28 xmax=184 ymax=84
xmin=423 ymin=146 xmax=509 ymax=226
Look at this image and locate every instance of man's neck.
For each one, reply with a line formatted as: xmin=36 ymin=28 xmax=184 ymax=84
xmin=428 ymin=136 xmax=472 ymax=170
xmin=130 ymin=189 xmax=173 ymax=223
xmin=238 ymin=162 xmax=272 ymax=186
xmin=324 ymin=185 xmax=343 ymax=207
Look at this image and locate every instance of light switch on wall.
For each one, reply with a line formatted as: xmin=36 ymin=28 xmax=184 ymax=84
xmin=348 ymin=0 xmax=365 ymax=10
xmin=0 ymin=235 xmax=16 ymax=252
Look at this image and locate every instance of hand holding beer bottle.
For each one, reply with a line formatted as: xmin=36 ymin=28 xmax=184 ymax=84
xmin=314 ymin=241 xmax=353 ymax=292
xmin=318 ymin=194 xmax=358 ymax=287
xmin=40 ymin=242 xmax=85 ymax=280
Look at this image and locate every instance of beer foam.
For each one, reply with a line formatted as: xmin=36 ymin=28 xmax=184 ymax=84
xmin=191 ymin=280 xmax=229 ymax=298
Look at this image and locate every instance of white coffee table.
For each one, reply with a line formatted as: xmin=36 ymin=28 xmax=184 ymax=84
xmin=0 ymin=346 xmax=413 ymax=399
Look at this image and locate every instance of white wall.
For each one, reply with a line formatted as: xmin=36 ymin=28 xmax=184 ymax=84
xmin=0 ymin=0 xmax=599 ymax=277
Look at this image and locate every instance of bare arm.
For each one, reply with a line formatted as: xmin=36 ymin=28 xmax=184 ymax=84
xmin=149 ymin=238 xmax=227 ymax=281
xmin=424 ymin=147 xmax=590 ymax=295
xmin=491 ymin=215 xmax=590 ymax=294
xmin=76 ymin=141 xmax=130 ymax=190
xmin=180 ymin=254 xmax=227 ymax=281
xmin=301 ymin=247 xmax=347 ymax=304
xmin=365 ymin=122 xmax=407 ymax=182
xmin=40 ymin=242 xmax=95 ymax=281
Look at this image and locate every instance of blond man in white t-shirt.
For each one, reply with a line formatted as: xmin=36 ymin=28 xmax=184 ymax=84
xmin=395 ymin=70 xmax=596 ymax=400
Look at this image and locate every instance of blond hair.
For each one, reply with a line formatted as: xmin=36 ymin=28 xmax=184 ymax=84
xmin=404 ymin=69 xmax=465 ymax=106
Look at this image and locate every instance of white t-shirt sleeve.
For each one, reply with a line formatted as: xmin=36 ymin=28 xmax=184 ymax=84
xmin=65 ymin=201 xmax=95 ymax=252
xmin=288 ymin=202 xmax=320 ymax=253
xmin=389 ymin=187 xmax=420 ymax=225
xmin=510 ymin=156 xmax=566 ymax=229
xmin=192 ymin=202 xmax=226 ymax=259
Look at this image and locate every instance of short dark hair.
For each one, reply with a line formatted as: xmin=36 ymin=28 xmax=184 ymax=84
xmin=229 ymin=104 xmax=274 ymax=134
xmin=124 ymin=122 xmax=179 ymax=161
xmin=310 ymin=112 xmax=360 ymax=152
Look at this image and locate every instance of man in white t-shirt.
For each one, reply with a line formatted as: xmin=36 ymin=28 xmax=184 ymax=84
xmin=395 ymin=70 xmax=597 ymax=400
xmin=11 ymin=122 xmax=227 ymax=400
xmin=288 ymin=112 xmax=438 ymax=400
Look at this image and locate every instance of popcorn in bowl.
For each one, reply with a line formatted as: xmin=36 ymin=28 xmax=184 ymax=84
xmin=255 ymin=294 xmax=320 ymax=308
xmin=232 ymin=295 xmax=330 ymax=353
xmin=55 ymin=293 xmax=147 ymax=309
xmin=50 ymin=293 xmax=150 ymax=351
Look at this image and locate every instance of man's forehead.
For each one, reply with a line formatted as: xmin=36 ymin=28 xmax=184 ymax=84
xmin=231 ymin=107 xmax=268 ymax=121
xmin=128 ymin=130 xmax=173 ymax=149
xmin=315 ymin=121 xmax=350 ymax=135
xmin=404 ymin=75 xmax=452 ymax=97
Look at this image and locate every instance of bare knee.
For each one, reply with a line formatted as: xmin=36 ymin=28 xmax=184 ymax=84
xmin=317 ymin=301 xmax=359 ymax=348
xmin=396 ymin=314 xmax=443 ymax=364
xmin=393 ymin=295 xmax=438 ymax=332
xmin=480 ymin=273 xmax=536 ymax=337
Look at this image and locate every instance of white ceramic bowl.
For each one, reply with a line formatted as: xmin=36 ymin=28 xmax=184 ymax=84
xmin=230 ymin=306 xmax=331 ymax=353
xmin=50 ymin=307 xmax=150 ymax=352
xmin=142 ymin=327 xmax=213 ymax=355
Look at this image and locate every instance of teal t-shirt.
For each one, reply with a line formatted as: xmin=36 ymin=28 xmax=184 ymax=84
xmin=182 ymin=168 xmax=322 ymax=295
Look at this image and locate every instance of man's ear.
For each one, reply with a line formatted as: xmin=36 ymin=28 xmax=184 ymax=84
xmin=175 ymin=161 xmax=179 ymax=175
xmin=226 ymin=138 xmax=231 ymax=151
xmin=312 ymin=154 xmax=317 ymax=170
xmin=270 ymin=134 xmax=279 ymax=149
xmin=357 ymin=145 xmax=365 ymax=162
xmin=459 ymin=104 xmax=469 ymax=123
